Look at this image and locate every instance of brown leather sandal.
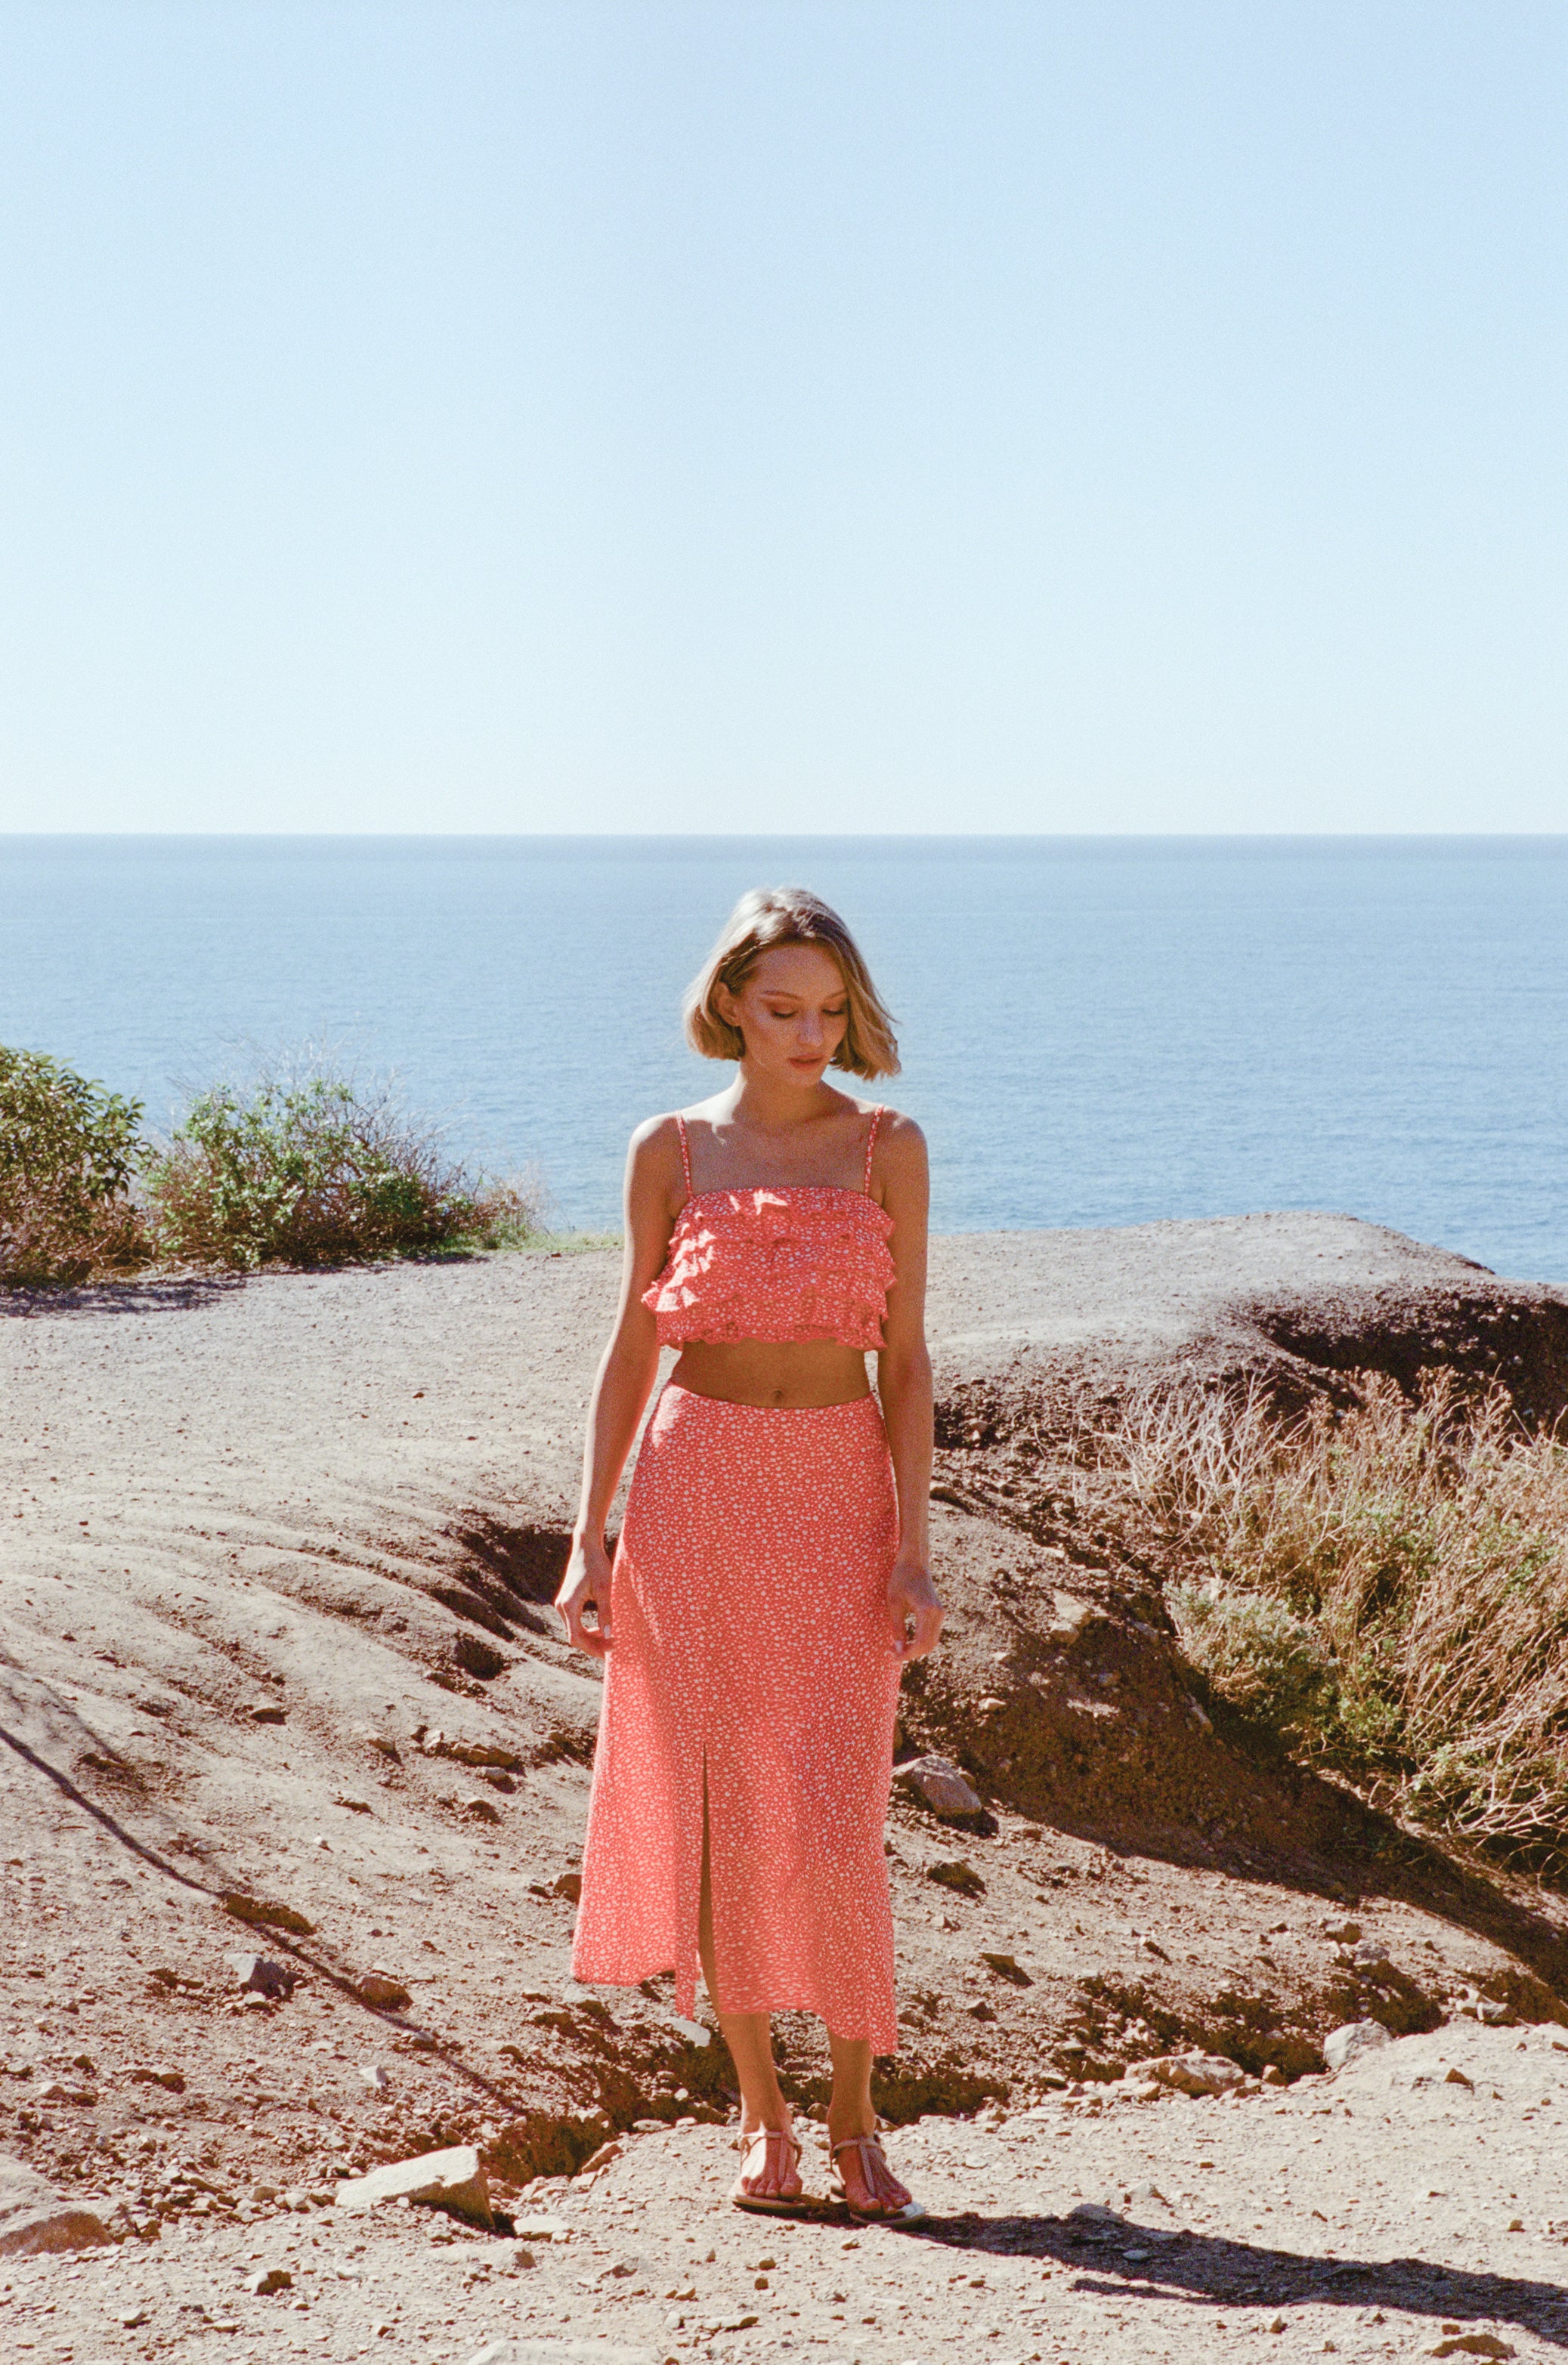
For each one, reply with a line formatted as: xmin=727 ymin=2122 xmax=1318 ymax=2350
xmin=730 ymin=2123 xmax=811 ymax=2215
xmin=829 ymin=2131 xmax=926 ymax=2224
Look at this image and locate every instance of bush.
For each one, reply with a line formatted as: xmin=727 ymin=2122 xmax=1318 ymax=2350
xmin=1076 ymin=1371 xmax=1568 ymax=1851
xmin=141 ymin=1060 xmax=546 ymax=1272
xmin=0 ymin=1046 xmax=150 ymax=1285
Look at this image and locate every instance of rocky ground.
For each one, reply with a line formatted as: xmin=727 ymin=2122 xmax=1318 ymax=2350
xmin=3 ymin=2020 xmax=1566 ymax=2363
xmin=3 ymin=1215 xmax=1568 ymax=2360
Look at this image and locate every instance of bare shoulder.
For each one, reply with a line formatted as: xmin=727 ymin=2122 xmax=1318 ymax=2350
xmin=625 ymin=1112 xmax=687 ymax=1190
xmin=869 ymin=1105 xmax=927 ymax=1187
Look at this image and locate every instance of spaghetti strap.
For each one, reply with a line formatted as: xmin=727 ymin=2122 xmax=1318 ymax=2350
xmin=674 ymin=1112 xmax=694 ymax=1203
xmin=862 ymin=1105 xmax=884 ymax=1194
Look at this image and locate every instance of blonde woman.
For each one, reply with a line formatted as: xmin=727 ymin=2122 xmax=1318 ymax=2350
xmin=557 ymin=887 xmax=943 ymax=2222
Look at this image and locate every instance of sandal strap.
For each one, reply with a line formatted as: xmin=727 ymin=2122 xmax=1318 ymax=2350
xmin=739 ymin=2125 xmax=799 ymax=2165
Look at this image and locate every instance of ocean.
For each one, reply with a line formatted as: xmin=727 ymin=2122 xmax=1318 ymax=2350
xmin=2 ymin=836 xmax=1564 ymax=1285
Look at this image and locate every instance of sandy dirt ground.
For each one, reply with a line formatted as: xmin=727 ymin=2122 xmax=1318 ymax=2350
xmin=3 ymin=1218 xmax=1567 ymax=2360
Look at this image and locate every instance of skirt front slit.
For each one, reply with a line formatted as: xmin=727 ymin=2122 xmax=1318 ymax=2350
xmin=571 ymin=1383 xmax=902 ymax=2054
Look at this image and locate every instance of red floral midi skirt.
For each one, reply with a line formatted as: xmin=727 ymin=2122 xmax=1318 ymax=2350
xmin=571 ymin=1383 xmax=902 ymax=2053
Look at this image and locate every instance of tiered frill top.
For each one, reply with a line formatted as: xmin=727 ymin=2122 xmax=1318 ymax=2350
xmin=641 ymin=1111 xmax=896 ymax=1351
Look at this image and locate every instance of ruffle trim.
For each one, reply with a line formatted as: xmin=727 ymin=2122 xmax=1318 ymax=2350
xmin=642 ymin=1187 xmax=896 ymax=1349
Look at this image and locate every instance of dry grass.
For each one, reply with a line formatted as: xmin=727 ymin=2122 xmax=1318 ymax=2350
xmin=1072 ymin=1372 xmax=1568 ymax=1851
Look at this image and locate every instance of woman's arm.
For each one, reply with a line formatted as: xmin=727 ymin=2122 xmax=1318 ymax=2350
xmin=555 ymin=1118 xmax=683 ymax=1658
xmin=874 ymin=1114 xmax=944 ymax=1662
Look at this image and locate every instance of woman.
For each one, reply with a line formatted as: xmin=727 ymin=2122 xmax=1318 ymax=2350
xmin=556 ymin=886 xmax=943 ymax=2222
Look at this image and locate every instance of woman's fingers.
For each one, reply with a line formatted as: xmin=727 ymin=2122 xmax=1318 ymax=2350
xmin=555 ymin=1557 xmax=614 ymax=1658
xmin=887 ymin=1565 xmax=945 ymax=1661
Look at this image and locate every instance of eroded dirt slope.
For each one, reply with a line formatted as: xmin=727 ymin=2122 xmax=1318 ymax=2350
xmin=2 ymin=1218 xmax=1566 ymax=2315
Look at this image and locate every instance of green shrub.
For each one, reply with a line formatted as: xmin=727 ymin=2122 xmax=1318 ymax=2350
xmin=1170 ymin=1583 xmax=1338 ymax=1739
xmin=142 ymin=1062 xmax=546 ymax=1272
xmin=0 ymin=1046 xmax=150 ymax=1285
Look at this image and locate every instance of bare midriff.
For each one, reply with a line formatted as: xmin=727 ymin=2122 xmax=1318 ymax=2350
xmin=670 ymin=1337 xmax=874 ymax=1409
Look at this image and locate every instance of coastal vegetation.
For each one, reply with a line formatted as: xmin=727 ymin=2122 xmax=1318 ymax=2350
xmin=0 ymin=1043 xmax=547 ymax=1282
xmin=1078 ymin=1371 xmax=1568 ymax=1853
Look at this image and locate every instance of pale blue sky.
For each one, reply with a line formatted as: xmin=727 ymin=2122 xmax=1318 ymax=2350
xmin=1 ymin=0 xmax=1562 ymax=834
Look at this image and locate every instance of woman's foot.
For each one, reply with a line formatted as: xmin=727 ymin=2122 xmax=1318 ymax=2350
xmin=730 ymin=2119 xmax=807 ymax=2214
xmin=828 ymin=2129 xmax=921 ymax=2223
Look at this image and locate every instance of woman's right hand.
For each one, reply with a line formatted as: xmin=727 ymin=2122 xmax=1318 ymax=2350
xmin=555 ymin=1532 xmax=614 ymax=1659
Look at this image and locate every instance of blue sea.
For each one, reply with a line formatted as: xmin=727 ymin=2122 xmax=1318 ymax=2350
xmin=2 ymin=836 xmax=1564 ymax=1286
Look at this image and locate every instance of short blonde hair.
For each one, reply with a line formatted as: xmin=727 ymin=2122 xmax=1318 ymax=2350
xmin=682 ymin=887 xmax=901 ymax=1079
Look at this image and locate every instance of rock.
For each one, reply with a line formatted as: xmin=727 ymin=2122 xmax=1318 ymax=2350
xmin=980 ymin=1951 xmax=1033 ymax=1986
xmin=222 ymin=1892 xmax=314 ymax=1937
xmin=1047 ymin=1591 xmax=1095 ymax=1641
xmin=358 ymin=2065 xmax=391 ymax=2092
xmin=336 ymin=1797 xmax=374 ymax=1815
xmin=1445 ymin=2067 xmax=1474 ymax=2090
xmin=668 ymin=2016 xmax=710 ymax=2048
xmin=1427 ymin=2339 xmax=1516 ymax=2360
xmin=580 ymin=2141 xmax=624 ymax=2175
xmin=246 ymin=2267 xmax=292 ymax=2294
xmin=356 ymin=1971 xmax=413 ymax=2011
xmin=453 ymin=1634 xmax=509 ymax=1680
xmin=129 ymin=2066 xmax=187 ymax=2093
xmin=1319 ymin=1916 xmax=1362 ymax=1943
xmin=450 ymin=1742 xmax=525 ymax=1770
xmin=229 ymin=1953 xmax=295 ymax=1999
xmin=333 ymin=2144 xmax=493 ymax=2227
xmin=509 ymin=2214 xmax=570 ymax=2240
xmin=552 ymin=1872 xmax=583 ymax=1902
xmin=927 ymin=1860 xmax=985 ymax=1897
xmin=249 ymin=1704 xmax=287 ymax=1724
xmin=1142 ymin=2051 xmax=1246 ymax=2097
xmin=1477 ymin=1999 xmax=1514 ymax=2026
xmin=892 ymin=1755 xmax=986 ymax=1822
xmin=0 ymin=2154 xmax=113 ymax=2256
xmin=36 ymin=2081 xmax=95 ymax=2104
xmin=1323 ymin=2020 xmax=1391 ymax=2074
xmin=1350 ymin=1939 xmax=1390 ymax=1968
xmin=461 ymin=1795 xmax=503 ymax=1824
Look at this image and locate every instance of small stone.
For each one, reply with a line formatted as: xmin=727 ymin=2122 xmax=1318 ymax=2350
xmin=552 ymin=1872 xmax=583 ymax=1902
xmin=1047 ymin=1591 xmax=1094 ymax=1641
xmin=1445 ymin=2067 xmax=1474 ymax=2090
xmin=130 ymin=2064 xmax=187 ymax=2091
xmin=509 ymin=2215 xmax=569 ymax=2240
xmin=928 ymin=1860 xmax=985 ymax=1897
xmin=1350 ymin=1940 xmax=1389 ymax=1969
xmin=229 ymin=1953 xmax=295 ymax=1999
xmin=1427 ymin=2339 xmax=1516 ymax=2360
xmin=979 ymin=1952 xmax=1032 ymax=1987
xmin=1261 ymin=2064 xmax=1287 ymax=2087
xmin=336 ymin=1797 xmax=374 ymax=1815
xmin=1322 ymin=2020 xmax=1391 ymax=2075
xmin=580 ymin=2140 xmax=625 ymax=2175
xmin=1319 ymin=1915 xmax=1362 ymax=1942
xmin=0 ymin=2155 xmax=112 ymax=2257
xmin=333 ymin=2144 xmax=492 ymax=2227
xmin=250 ymin=1703 xmax=287 ymax=1724
xmin=893 ymin=1755 xmax=985 ymax=1822
xmin=357 ymin=1971 xmax=413 ymax=2011
xmin=1140 ymin=2051 xmax=1245 ymax=2097
xmin=461 ymin=1795 xmax=503 ymax=1824
xmin=1477 ymin=1999 xmax=1514 ymax=2026
xmin=1265 ymin=2317 xmax=1287 ymax=2334
xmin=246 ymin=2266 xmax=292 ymax=2294
xmin=222 ymin=1891 xmax=314 ymax=1937
xmin=358 ymin=2064 xmax=391 ymax=2092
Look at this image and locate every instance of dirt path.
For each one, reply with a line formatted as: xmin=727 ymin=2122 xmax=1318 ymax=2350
xmin=3 ymin=1220 xmax=1566 ymax=2360
xmin=4 ymin=2021 xmax=1566 ymax=2362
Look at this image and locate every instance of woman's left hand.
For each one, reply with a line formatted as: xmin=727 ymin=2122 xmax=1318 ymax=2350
xmin=886 ymin=1556 xmax=945 ymax=1662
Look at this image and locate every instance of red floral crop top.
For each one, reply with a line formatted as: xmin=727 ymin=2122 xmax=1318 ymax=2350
xmin=641 ymin=1109 xmax=896 ymax=1351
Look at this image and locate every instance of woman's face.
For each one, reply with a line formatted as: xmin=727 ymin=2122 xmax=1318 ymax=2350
xmin=721 ymin=944 xmax=850 ymax=1084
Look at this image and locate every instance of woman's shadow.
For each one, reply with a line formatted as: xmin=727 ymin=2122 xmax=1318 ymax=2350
xmin=895 ymin=2202 xmax=1568 ymax=2349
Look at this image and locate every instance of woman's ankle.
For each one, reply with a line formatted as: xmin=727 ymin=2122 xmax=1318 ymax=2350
xmin=826 ymin=2101 xmax=875 ymax=2144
